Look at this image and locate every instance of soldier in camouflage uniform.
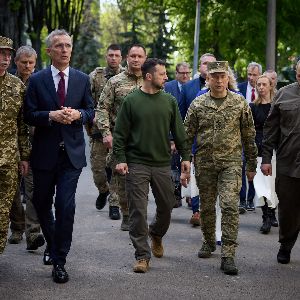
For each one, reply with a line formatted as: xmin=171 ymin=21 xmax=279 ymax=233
xmin=88 ymin=44 xmax=124 ymax=216
xmin=95 ymin=44 xmax=146 ymax=230
xmin=183 ymin=61 xmax=257 ymax=275
xmin=7 ymin=46 xmax=45 ymax=250
xmin=0 ymin=36 xmax=30 ymax=254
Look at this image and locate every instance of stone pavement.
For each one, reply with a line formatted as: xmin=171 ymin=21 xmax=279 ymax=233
xmin=0 ymin=140 xmax=299 ymax=300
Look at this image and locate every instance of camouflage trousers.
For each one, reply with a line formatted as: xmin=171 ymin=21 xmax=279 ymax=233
xmin=0 ymin=164 xmax=18 ymax=254
xmin=106 ymin=151 xmax=129 ymax=215
xmin=9 ymin=167 xmax=41 ymax=242
xmin=90 ymin=139 xmax=110 ymax=194
xmin=195 ymin=162 xmax=242 ymax=258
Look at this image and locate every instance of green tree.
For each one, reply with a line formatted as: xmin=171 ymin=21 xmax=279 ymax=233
xmin=72 ymin=0 xmax=101 ymax=73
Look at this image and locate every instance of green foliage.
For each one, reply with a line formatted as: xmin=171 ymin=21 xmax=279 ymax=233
xmin=8 ymin=0 xmax=22 ymax=11
xmin=72 ymin=0 xmax=101 ymax=73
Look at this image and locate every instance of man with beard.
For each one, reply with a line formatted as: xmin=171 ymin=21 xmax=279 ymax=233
xmin=113 ymin=58 xmax=190 ymax=273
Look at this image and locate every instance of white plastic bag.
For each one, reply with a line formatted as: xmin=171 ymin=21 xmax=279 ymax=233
xmin=181 ymin=162 xmax=199 ymax=198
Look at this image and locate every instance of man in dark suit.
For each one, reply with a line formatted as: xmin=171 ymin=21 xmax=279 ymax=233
xmin=24 ymin=29 xmax=94 ymax=283
xmin=179 ymin=53 xmax=216 ymax=119
xmin=237 ymin=62 xmax=262 ymax=213
xmin=238 ymin=62 xmax=262 ymax=103
xmin=164 ymin=62 xmax=191 ymax=102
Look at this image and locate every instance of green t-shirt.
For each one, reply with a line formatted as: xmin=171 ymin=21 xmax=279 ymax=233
xmin=113 ymin=88 xmax=190 ymax=167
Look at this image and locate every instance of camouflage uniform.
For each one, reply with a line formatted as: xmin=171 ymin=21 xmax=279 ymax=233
xmin=184 ymin=90 xmax=257 ymax=258
xmin=88 ymin=65 xmax=123 ymax=203
xmin=95 ymin=68 xmax=143 ymax=216
xmin=0 ymin=72 xmax=30 ymax=253
xmin=8 ymin=71 xmax=42 ymax=246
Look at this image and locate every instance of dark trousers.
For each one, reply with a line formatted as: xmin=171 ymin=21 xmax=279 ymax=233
xmin=275 ymin=173 xmax=300 ymax=251
xmin=32 ymin=149 xmax=82 ymax=265
xmin=240 ymin=160 xmax=255 ymax=201
xmin=126 ymin=163 xmax=175 ymax=260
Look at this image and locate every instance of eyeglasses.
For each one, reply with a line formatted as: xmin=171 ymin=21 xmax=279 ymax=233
xmin=177 ymin=71 xmax=191 ymax=75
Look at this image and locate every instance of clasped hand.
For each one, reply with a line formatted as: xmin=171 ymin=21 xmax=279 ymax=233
xmin=49 ymin=107 xmax=81 ymax=124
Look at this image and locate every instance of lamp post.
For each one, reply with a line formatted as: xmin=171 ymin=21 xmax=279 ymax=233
xmin=192 ymin=0 xmax=201 ymax=77
xmin=266 ymin=0 xmax=276 ymax=70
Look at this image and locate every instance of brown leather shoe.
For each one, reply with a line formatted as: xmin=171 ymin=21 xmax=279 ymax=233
xmin=133 ymin=259 xmax=150 ymax=273
xmin=150 ymin=234 xmax=164 ymax=258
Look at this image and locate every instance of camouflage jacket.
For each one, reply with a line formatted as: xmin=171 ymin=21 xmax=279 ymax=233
xmin=95 ymin=67 xmax=143 ymax=137
xmin=88 ymin=65 xmax=124 ymax=138
xmin=184 ymin=90 xmax=257 ymax=172
xmin=15 ymin=71 xmax=35 ymax=141
xmin=0 ymin=72 xmax=30 ymax=166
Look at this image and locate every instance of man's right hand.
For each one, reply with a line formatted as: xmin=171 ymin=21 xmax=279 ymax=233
xmin=261 ymin=163 xmax=272 ymax=176
xmin=116 ymin=163 xmax=129 ymax=175
xmin=103 ymin=134 xmax=113 ymax=149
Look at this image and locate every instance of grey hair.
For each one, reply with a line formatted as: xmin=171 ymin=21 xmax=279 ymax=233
xmin=199 ymin=53 xmax=216 ymax=63
xmin=264 ymin=69 xmax=277 ymax=77
xmin=295 ymin=60 xmax=300 ymax=70
xmin=176 ymin=62 xmax=190 ymax=72
xmin=247 ymin=62 xmax=262 ymax=74
xmin=15 ymin=46 xmax=37 ymax=60
xmin=45 ymin=29 xmax=71 ymax=48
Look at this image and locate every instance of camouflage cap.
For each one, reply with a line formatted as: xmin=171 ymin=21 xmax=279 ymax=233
xmin=207 ymin=61 xmax=228 ymax=73
xmin=0 ymin=36 xmax=15 ymax=52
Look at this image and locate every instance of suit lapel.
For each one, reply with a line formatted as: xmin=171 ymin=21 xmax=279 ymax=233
xmin=42 ymin=67 xmax=60 ymax=108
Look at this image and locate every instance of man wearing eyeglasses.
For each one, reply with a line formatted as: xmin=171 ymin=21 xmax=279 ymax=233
xmin=164 ymin=62 xmax=191 ymax=101
xmin=179 ymin=53 xmax=216 ymax=120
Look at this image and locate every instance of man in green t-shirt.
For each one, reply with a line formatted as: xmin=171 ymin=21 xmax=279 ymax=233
xmin=113 ymin=58 xmax=191 ymax=273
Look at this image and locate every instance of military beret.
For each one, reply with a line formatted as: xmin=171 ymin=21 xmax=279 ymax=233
xmin=0 ymin=36 xmax=15 ymax=52
xmin=207 ymin=61 xmax=229 ymax=74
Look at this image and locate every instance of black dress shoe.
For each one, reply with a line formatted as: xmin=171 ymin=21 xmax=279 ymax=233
xmin=43 ymin=247 xmax=53 ymax=265
xmin=26 ymin=234 xmax=45 ymax=251
xmin=277 ymin=248 xmax=291 ymax=264
xmin=52 ymin=265 xmax=69 ymax=283
xmin=96 ymin=191 xmax=109 ymax=210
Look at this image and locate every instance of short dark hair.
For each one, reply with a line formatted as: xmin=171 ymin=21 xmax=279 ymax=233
xmin=107 ymin=44 xmax=121 ymax=52
xmin=141 ymin=58 xmax=165 ymax=79
xmin=176 ymin=62 xmax=190 ymax=72
xmin=127 ymin=44 xmax=146 ymax=55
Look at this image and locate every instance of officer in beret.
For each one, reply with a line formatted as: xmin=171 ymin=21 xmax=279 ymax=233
xmin=0 ymin=36 xmax=30 ymax=254
xmin=183 ymin=61 xmax=257 ymax=275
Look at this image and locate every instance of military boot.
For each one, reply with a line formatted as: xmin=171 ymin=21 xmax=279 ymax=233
xmin=221 ymin=257 xmax=238 ymax=275
xmin=149 ymin=233 xmax=164 ymax=258
xmin=269 ymin=208 xmax=278 ymax=227
xmin=198 ymin=242 xmax=216 ymax=258
xmin=120 ymin=215 xmax=129 ymax=231
xmin=260 ymin=204 xmax=271 ymax=234
xmin=277 ymin=247 xmax=291 ymax=264
xmin=8 ymin=232 xmax=23 ymax=244
xmin=96 ymin=191 xmax=109 ymax=210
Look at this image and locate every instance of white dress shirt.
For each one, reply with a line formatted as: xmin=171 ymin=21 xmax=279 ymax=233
xmin=50 ymin=65 xmax=69 ymax=96
xmin=245 ymin=81 xmax=258 ymax=104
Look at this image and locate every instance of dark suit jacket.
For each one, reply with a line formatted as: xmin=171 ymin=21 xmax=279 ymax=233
xmin=238 ymin=81 xmax=247 ymax=98
xmin=179 ymin=76 xmax=206 ymax=119
xmin=24 ymin=66 xmax=94 ymax=170
xmin=164 ymin=80 xmax=181 ymax=102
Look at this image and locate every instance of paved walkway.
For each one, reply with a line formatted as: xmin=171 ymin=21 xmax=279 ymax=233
xmin=0 ymin=141 xmax=299 ymax=300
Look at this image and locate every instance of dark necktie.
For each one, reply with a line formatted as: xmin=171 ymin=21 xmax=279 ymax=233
xmin=57 ymin=71 xmax=66 ymax=107
xmin=251 ymin=88 xmax=255 ymax=102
